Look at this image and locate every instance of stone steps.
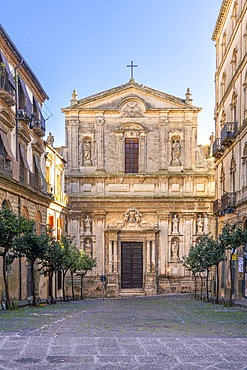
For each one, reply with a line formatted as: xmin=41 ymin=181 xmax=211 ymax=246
xmin=119 ymin=289 xmax=146 ymax=297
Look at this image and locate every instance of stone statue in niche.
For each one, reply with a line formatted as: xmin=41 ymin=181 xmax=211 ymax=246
xmin=171 ymin=138 xmax=181 ymax=164
xmin=171 ymin=239 xmax=179 ymax=261
xmin=197 ymin=214 xmax=204 ymax=234
xmin=84 ymin=215 xmax=91 ymax=235
xmin=84 ymin=239 xmax=92 ymax=256
xmin=83 ymin=139 xmax=92 ymax=165
xmin=172 ymin=214 xmax=179 ymax=233
xmin=122 ymin=102 xmax=143 ymax=117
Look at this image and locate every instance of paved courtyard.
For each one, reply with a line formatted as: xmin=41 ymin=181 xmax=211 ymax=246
xmin=0 ymin=295 xmax=247 ymax=369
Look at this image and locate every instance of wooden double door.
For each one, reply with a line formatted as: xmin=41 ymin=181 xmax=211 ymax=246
xmin=121 ymin=242 xmax=143 ymax=288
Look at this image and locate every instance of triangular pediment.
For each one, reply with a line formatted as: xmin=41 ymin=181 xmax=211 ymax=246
xmin=62 ymin=80 xmax=200 ymax=113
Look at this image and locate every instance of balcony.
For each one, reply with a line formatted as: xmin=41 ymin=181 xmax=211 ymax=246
xmin=221 ymin=122 xmax=238 ymax=147
xmin=0 ymin=80 xmax=15 ymax=106
xmin=221 ymin=192 xmax=236 ymax=214
xmin=19 ymin=164 xmax=47 ymax=194
xmin=32 ymin=119 xmax=46 ymax=137
xmin=212 ymin=138 xmax=223 ymax=158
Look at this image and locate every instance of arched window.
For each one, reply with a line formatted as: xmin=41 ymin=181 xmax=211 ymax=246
xmin=35 ymin=211 xmax=42 ymax=235
xmin=220 ymin=165 xmax=225 ymax=193
xmin=220 ymin=72 xmax=226 ymax=98
xmin=220 ymin=109 xmax=226 ymax=130
xmin=231 ymin=47 xmax=237 ymax=74
xmin=231 ymin=1 xmax=238 ymax=30
xmin=231 ymin=91 xmax=237 ymax=122
xmin=22 ymin=206 xmax=29 ymax=219
xmin=244 ymin=22 xmax=247 ymax=54
xmin=221 ymin=31 xmax=227 ymax=57
xmin=1 ymin=199 xmax=12 ymax=210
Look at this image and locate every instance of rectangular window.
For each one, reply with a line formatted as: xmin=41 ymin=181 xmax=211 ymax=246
xmin=125 ymin=138 xmax=139 ymax=173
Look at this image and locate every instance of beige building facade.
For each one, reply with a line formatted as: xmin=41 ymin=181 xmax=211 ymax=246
xmin=212 ymin=0 xmax=247 ymax=300
xmin=62 ymin=80 xmax=215 ymax=297
xmin=0 ymin=24 xmax=51 ymax=301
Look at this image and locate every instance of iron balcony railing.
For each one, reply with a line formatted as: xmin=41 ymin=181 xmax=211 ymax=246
xmin=19 ymin=164 xmax=47 ymax=194
xmin=221 ymin=192 xmax=236 ymax=213
xmin=221 ymin=122 xmax=238 ymax=146
xmin=212 ymin=138 xmax=223 ymax=157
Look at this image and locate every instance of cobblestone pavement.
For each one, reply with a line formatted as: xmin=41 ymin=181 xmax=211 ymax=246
xmin=0 ymin=295 xmax=247 ymax=369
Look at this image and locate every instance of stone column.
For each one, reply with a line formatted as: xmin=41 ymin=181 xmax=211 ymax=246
xmin=106 ymin=231 xmax=119 ymax=298
xmin=93 ymin=211 xmax=106 ymax=281
xmin=95 ymin=115 xmax=105 ymax=171
xmin=146 ymin=239 xmax=150 ymax=272
xmin=67 ymin=121 xmax=79 ymax=170
xmin=139 ymin=133 xmax=146 ymax=172
xmin=157 ymin=212 xmax=169 ymax=275
xmin=151 ymin=239 xmax=155 ymax=272
xmin=159 ymin=115 xmax=168 ymax=170
xmin=116 ymin=133 xmax=125 ymax=173
xmin=108 ymin=241 xmax=113 ymax=273
xmin=113 ymin=240 xmax=117 ymax=273
xmin=144 ymin=233 xmax=157 ymax=296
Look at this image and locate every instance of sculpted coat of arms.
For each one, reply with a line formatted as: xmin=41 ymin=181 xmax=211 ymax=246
xmin=121 ymin=102 xmax=143 ymax=117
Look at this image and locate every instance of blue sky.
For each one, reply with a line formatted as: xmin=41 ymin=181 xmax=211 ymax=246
xmin=1 ymin=0 xmax=222 ymax=146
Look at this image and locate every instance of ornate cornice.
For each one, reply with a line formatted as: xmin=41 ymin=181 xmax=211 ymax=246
xmin=212 ymin=0 xmax=231 ymax=41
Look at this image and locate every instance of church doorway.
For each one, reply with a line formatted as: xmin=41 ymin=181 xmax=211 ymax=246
xmin=121 ymin=242 xmax=143 ymax=288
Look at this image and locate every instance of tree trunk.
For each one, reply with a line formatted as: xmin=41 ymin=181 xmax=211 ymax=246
xmin=71 ymin=271 xmax=75 ymax=301
xmin=49 ymin=269 xmax=55 ymax=304
xmin=200 ymin=273 xmax=203 ymax=300
xmin=194 ymin=274 xmax=197 ymax=299
xmin=80 ymin=275 xmax=83 ymax=300
xmin=2 ymin=254 xmax=10 ymax=309
xmin=216 ymin=263 xmax=219 ymax=304
xmin=229 ymin=256 xmax=234 ymax=304
xmin=206 ymin=268 xmax=209 ymax=300
xmin=62 ymin=272 xmax=66 ymax=301
xmin=31 ymin=261 xmax=36 ymax=307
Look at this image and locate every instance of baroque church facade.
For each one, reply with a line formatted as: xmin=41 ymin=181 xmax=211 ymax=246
xmin=62 ymin=79 xmax=215 ymax=297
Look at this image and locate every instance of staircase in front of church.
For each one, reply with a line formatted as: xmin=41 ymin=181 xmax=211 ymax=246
xmin=119 ymin=288 xmax=146 ymax=297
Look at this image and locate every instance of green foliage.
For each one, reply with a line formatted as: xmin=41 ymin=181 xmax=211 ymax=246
xmin=76 ymin=251 xmax=97 ymax=278
xmin=14 ymin=220 xmax=50 ymax=262
xmin=0 ymin=208 xmax=30 ymax=309
xmin=219 ymin=222 xmax=247 ymax=253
